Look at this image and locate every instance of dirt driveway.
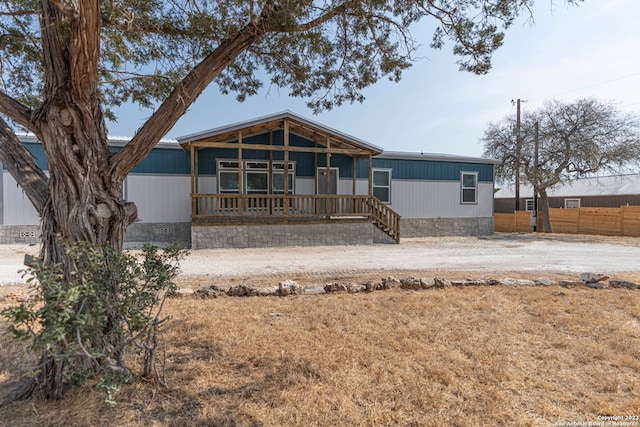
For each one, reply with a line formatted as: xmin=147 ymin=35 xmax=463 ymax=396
xmin=1 ymin=233 xmax=639 ymax=290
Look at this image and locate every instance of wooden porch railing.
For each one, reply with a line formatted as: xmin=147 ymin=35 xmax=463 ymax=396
xmin=368 ymin=196 xmax=401 ymax=242
xmin=191 ymin=194 xmax=400 ymax=242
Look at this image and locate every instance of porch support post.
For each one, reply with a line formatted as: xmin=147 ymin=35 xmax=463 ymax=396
xmin=238 ymin=130 xmax=243 ymax=219
xmin=269 ymin=130 xmax=273 ymax=190
xmin=269 ymin=130 xmax=274 ymax=214
xmin=190 ymin=145 xmax=197 ymax=219
xmin=284 ymin=119 xmax=290 ymax=219
xmin=352 ymin=157 xmax=357 ymax=195
xmin=368 ymin=155 xmax=373 ymax=196
xmin=314 ymin=143 xmax=318 ymax=215
xmin=194 ymin=147 xmax=199 ymax=194
xmin=325 ymin=136 xmax=331 ymax=219
xmin=313 ymin=148 xmax=319 ymax=194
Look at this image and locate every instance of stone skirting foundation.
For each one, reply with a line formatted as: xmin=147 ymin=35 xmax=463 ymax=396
xmin=0 ymin=222 xmax=191 ymax=248
xmin=191 ymin=220 xmax=394 ymax=249
xmin=0 ymin=225 xmax=41 ymax=245
xmin=124 ymin=222 xmax=192 ymax=249
xmin=1 ymin=218 xmax=493 ymax=248
xmin=400 ymin=217 xmax=493 ymax=238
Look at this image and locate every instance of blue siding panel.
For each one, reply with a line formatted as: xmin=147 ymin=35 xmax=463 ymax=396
xmin=10 ymin=143 xmax=191 ymax=175
xmin=356 ymin=158 xmax=494 ymax=182
xmin=109 ymin=147 xmax=191 ymax=174
xmin=290 ymin=151 xmax=315 ymax=177
xmin=26 ymin=142 xmax=49 ymax=170
xmin=13 ymin=137 xmax=494 ymax=182
xmin=2 ymin=142 xmax=49 ymax=171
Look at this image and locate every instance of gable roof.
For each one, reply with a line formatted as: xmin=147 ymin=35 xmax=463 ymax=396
xmin=495 ymin=174 xmax=640 ymax=198
xmin=176 ymin=110 xmax=384 ymax=156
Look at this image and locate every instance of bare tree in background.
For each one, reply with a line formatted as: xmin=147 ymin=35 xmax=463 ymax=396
xmin=483 ymin=98 xmax=640 ymax=232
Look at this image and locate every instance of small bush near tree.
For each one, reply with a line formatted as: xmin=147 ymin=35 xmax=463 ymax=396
xmin=1 ymin=240 xmax=188 ymax=405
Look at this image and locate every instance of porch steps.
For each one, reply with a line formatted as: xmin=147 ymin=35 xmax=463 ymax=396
xmin=368 ymin=197 xmax=400 ymax=243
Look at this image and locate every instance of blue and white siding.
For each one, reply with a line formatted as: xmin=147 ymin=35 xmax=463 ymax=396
xmin=1 ymin=138 xmax=193 ymax=247
xmin=362 ymin=153 xmax=496 ymax=236
xmin=1 ymin=134 xmax=497 ymax=244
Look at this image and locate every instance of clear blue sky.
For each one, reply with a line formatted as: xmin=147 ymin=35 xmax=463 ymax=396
xmin=107 ymin=0 xmax=640 ymax=158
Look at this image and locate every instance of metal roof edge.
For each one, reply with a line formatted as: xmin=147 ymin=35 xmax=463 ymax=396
xmin=175 ymin=110 xmax=384 ymax=154
xmin=376 ymin=151 xmax=500 ymax=165
xmin=107 ymin=137 xmax=181 ymax=149
xmin=494 ymin=173 xmax=640 ymax=198
xmin=17 ymin=134 xmax=181 ymax=149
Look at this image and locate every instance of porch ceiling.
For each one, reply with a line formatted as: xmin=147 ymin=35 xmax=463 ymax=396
xmin=176 ymin=111 xmax=382 ymax=157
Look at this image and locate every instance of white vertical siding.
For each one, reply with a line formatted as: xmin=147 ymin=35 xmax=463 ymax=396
xmin=196 ymin=176 xmax=217 ymax=193
xmin=3 ymin=172 xmax=40 ymax=225
xmin=338 ymin=178 xmax=356 ymax=195
xmin=2 ymin=171 xmax=494 ymax=226
xmin=310 ymin=176 xmax=493 ymax=218
xmin=355 ymin=179 xmax=369 ymax=195
xmin=2 ymin=172 xmax=192 ymax=225
xmin=126 ymin=175 xmax=191 ymax=222
xmin=295 ymin=177 xmax=314 ymax=194
xmin=389 ymin=180 xmax=494 ymax=218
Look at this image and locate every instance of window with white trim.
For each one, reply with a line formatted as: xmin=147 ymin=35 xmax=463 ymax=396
xmin=461 ymin=172 xmax=478 ymax=204
xmin=564 ymin=198 xmax=581 ymax=209
xmin=272 ymin=162 xmax=294 ymax=194
xmin=217 ymin=160 xmax=294 ymax=194
xmin=525 ymin=199 xmax=535 ymax=211
xmin=245 ymin=161 xmax=269 ymax=194
xmin=218 ymin=161 xmax=240 ymax=193
xmin=372 ymin=169 xmax=392 ymax=203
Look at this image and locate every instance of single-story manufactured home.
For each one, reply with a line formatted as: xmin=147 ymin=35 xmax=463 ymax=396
xmin=494 ymin=174 xmax=640 ymax=213
xmin=1 ymin=111 xmax=498 ymax=248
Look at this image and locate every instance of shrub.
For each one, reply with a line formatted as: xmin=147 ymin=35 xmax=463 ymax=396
xmin=2 ymin=240 xmax=188 ymax=405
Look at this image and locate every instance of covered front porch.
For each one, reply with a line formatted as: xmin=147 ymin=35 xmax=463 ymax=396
xmin=177 ymin=111 xmax=400 ymax=243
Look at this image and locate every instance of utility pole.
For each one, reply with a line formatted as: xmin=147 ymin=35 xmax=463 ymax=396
xmin=512 ymin=98 xmax=526 ymax=211
xmin=532 ymin=121 xmax=539 ymax=232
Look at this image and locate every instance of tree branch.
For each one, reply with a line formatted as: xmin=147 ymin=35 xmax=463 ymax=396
xmin=0 ymin=117 xmax=49 ymax=214
xmin=101 ymin=16 xmax=215 ymax=39
xmin=0 ymin=92 xmax=37 ymax=134
xmin=109 ymin=10 xmax=271 ymax=179
xmin=269 ymin=1 xmax=356 ymax=33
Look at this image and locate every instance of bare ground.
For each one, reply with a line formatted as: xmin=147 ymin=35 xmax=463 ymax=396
xmin=2 ymin=234 xmax=640 ymax=293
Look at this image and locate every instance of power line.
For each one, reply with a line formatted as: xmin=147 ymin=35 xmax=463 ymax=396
xmin=529 ymin=72 xmax=640 ymax=102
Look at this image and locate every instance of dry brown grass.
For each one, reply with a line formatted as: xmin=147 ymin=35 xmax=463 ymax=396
xmin=1 ymin=281 xmax=639 ymax=426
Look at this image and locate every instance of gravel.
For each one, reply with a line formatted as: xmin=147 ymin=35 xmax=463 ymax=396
xmin=2 ymin=234 xmax=639 ymax=288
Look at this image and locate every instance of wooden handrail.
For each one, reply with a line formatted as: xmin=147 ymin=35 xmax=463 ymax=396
xmin=367 ymin=196 xmax=401 ymax=242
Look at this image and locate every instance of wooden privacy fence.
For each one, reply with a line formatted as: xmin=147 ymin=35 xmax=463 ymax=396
xmin=495 ymin=206 xmax=640 ymax=237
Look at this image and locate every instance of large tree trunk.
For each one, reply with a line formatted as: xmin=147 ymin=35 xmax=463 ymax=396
xmin=35 ymin=0 xmax=130 ymax=262
xmin=38 ymin=115 xmax=137 ymax=264
xmin=7 ymin=103 xmax=139 ymax=402
xmin=5 ymin=122 xmax=138 ymax=402
xmin=3 ymin=0 xmax=269 ymax=403
xmin=2 ymin=0 xmax=138 ymax=402
xmin=538 ymin=188 xmax=554 ymax=233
